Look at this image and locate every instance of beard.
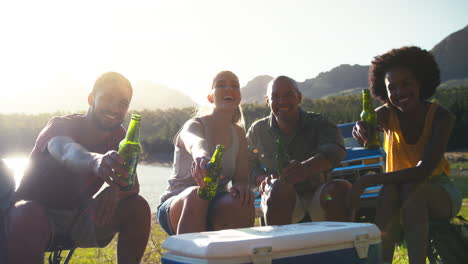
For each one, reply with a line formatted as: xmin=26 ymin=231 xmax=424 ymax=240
xmin=88 ymin=106 xmax=123 ymax=131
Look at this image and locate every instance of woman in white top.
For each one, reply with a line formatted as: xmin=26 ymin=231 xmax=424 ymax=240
xmin=157 ymin=71 xmax=255 ymax=235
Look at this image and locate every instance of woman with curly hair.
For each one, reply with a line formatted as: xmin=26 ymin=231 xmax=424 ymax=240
xmin=349 ymin=46 xmax=462 ymax=264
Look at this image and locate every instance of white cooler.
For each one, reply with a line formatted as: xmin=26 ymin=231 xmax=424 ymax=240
xmin=161 ymin=222 xmax=382 ymax=264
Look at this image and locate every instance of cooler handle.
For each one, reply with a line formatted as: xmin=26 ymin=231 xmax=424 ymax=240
xmin=251 ymin=246 xmax=272 ymax=264
xmin=353 ymin=233 xmax=371 ymax=259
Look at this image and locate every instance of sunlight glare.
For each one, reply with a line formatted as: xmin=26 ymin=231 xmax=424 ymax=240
xmin=2 ymin=157 xmax=29 ymax=190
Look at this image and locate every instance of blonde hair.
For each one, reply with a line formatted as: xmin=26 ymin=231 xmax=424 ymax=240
xmin=195 ymin=71 xmax=245 ymax=130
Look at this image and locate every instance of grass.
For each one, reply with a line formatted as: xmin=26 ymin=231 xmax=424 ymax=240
xmin=47 ymin=167 xmax=468 ymax=264
xmin=450 ymin=162 xmax=468 ymax=171
xmin=44 ymin=219 xmax=168 ymax=264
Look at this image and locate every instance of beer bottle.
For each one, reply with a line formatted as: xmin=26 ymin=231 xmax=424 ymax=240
xmin=275 ymin=138 xmax=290 ymax=183
xmin=360 ymin=89 xmax=380 ymax=149
xmin=198 ymin=144 xmax=225 ymax=200
xmin=118 ymin=114 xmax=142 ymax=191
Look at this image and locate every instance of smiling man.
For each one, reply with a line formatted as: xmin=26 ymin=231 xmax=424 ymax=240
xmin=247 ymin=76 xmax=352 ymax=225
xmin=6 ymin=72 xmax=150 ymax=264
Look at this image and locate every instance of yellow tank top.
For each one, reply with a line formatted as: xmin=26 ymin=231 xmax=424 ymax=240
xmin=384 ymin=103 xmax=450 ymax=177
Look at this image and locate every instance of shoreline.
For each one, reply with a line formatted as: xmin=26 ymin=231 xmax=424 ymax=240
xmin=140 ymin=152 xmax=173 ymax=167
xmin=140 ymin=160 xmax=173 ymax=167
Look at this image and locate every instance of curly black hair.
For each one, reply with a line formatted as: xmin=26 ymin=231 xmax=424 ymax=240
xmin=369 ymin=46 xmax=440 ymax=102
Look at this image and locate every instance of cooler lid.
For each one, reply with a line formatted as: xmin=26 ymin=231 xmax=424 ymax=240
xmin=162 ymin=222 xmax=381 ymax=259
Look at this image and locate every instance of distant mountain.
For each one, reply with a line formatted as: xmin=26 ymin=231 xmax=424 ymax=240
xmin=298 ymin=64 xmax=369 ymax=99
xmin=438 ymin=78 xmax=468 ymax=89
xmin=0 ymin=78 xmax=197 ymax=114
xmin=132 ymin=81 xmax=197 ymax=110
xmin=240 ymin=75 xmax=273 ymax=103
xmin=241 ymin=24 xmax=468 ymax=102
xmin=240 ymin=65 xmax=369 ymax=103
xmin=431 ymin=25 xmax=468 ymax=81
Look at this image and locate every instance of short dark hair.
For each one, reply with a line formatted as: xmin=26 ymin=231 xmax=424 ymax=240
xmin=92 ymin=72 xmax=133 ymax=96
xmin=369 ymin=46 xmax=440 ymax=102
xmin=266 ymin=75 xmax=299 ymax=96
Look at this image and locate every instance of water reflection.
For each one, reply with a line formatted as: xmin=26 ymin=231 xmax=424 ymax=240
xmin=2 ymin=157 xmax=171 ymax=211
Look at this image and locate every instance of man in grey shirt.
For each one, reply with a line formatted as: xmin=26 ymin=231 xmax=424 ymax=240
xmin=247 ymin=76 xmax=352 ymax=225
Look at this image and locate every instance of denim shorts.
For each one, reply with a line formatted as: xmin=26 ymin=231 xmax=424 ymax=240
xmin=156 ymin=191 xmax=229 ymax=236
xmin=156 ymin=196 xmax=176 ymax=236
xmin=431 ymin=174 xmax=463 ymax=218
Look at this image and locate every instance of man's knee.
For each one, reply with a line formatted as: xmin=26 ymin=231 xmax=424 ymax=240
xmin=6 ymin=201 xmax=51 ymax=249
xmin=110 ymin=195 xmax=150 ymax=242
xmin=119 ymin=195 xmax=151 ymax=218
xmin=319 ymin=180 xmax=353 ymax=221
xmin=7 ymin=201 xmax=49 ymax=232
xmin=320 ymin=180 xmax=351 ymax=205
xmin=265 ymin=181 xmax=295 ymax=208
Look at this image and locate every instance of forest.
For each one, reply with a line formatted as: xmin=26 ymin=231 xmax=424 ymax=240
xmin=1 ymin=85 xmax=467 ymax=163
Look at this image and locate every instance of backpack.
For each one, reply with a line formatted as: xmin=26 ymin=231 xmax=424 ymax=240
xmin=0 ymin=159 xmax=15 ymax=263
xmin=427 ymin=216 xmax=468 ymax=264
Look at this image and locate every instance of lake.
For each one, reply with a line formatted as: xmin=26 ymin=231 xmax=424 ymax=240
xmin=2 ymin=157 xmax=173 ymax=211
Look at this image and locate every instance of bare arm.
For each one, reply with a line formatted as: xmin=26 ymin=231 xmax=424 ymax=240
xmin=48 ymin=136 xmax=128 ymax=188
xmin=178 ymin=119 xmax=211 ymax=158
xmin=178 ymin=119 xmax=212 ymax=187
xmin=283 ymin=117 xmax=346 ymax=184
xmin=376 ymin=105 xmax=390 ymax=131
xmin=48 ymin=136 xmax=95 ymax=174
xmin=301 ymin=152 xmax=335 ymax=176
xmin=359 ymin=107 xmax=454 ymax=186
xmin=353 ymin=105 xmax=389 ymax=146
xmin=283 ymin=149 xmax=344 ymax=185
xmin=48 ymin=136 xmax=141 ymax=225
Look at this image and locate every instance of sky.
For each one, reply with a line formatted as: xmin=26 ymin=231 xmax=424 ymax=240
xmin=0 ymin=0 xmax=467 ymax=113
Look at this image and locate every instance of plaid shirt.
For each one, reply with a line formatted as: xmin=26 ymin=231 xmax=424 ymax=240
xmin=247 ymin=108 xmax=345 ymax=195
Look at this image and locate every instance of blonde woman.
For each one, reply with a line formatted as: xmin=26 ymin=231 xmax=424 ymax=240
xmin=157 ymin=71 xmax=255 ymax=235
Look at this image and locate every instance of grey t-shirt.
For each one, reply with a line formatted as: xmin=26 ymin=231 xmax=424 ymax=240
xmin=247 ymin=109 xmax=345 ymax=196
xmin=159 ymin=119 xmax=239 ymax=203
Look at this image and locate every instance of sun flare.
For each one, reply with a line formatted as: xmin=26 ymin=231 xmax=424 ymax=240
xmin=2 ymin=157 xmax=29 ymax=190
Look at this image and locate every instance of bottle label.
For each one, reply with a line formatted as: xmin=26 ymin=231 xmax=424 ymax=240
xmin=198 ymin=167 xmax=221 ymax=200
xmin=120 ymin=154 xmax=139 ymax=191
xmin=198 ymin=145 xmax=224 ymax=200
xmin=124 ymin=154 xmax=139 ymax=177
xmin=364 ymin=122 xmax=380 ymax=149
